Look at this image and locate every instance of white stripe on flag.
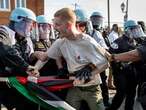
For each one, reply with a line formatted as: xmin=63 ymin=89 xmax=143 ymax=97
xmin=38 ymin=97 xmax=76 ymax=110
xmin=0 ymin=77 xmax=9 ymax=82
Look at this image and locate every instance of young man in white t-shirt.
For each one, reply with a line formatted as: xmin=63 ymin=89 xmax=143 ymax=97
xmin=36 ymin=7 xmax=110 ymax=110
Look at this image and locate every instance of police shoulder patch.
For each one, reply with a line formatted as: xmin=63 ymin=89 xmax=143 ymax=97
xmin=111 ymin=42 xmax=118 ymax=49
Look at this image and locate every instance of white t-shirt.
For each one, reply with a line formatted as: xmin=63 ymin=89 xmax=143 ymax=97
xmin=47 ymin=33 xmax=108 ymax=72
xmin=91 ymin=29 xmax=108 ymax=49
xmin=47 ymin=33 xmax=109 ymax=86
xmin=108 ymin=31 xmax=119 ymax=46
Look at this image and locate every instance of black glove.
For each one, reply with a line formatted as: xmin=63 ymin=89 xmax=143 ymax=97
xmin=75 ymin=65 xmax=92 ymax=83
xmin=57 ymin=68 xmax=68 ymax=78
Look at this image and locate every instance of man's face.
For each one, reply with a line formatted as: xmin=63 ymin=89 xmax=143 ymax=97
xmin=90 ymin=16 xmax=103 ymax=28
xmin=76 ymin=22 xmax=86 ymax=33
xmin=14 ymin=17 xmax=35 ymax=38
xmin=53 ymin=17 xmax=69 ymax=38
xmin=38 ymin=23 xmax=51 ymax=40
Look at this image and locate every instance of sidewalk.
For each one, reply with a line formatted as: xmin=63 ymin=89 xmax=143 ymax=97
xmin=100 ymin=89 xmax=143 ymax=110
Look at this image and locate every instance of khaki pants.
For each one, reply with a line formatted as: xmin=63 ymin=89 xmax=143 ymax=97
xmin=66 ymin=85 xmax=102 ymax=110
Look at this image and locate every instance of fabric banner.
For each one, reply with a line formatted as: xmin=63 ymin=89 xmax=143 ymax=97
xmin=8 ymin=77 xmax=75 ymax=110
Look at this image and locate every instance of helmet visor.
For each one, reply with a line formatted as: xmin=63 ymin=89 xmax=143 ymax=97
xmin=90 ymin=16 xmax=103 ymax=27
xmin=14 ymin=17 xmax=35 ymax=37
xmin=127 ymin=25 xmax=146 ymax=39
xmin=38 ymin=23 xmax=51 ymax=40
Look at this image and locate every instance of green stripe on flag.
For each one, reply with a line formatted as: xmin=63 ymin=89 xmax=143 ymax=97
xmin=8 ymin=77 xmax=65 ymax=110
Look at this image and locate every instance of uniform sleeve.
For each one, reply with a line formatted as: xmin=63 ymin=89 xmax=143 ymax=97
xmin=87 ymin=37 xmax=109 ymax=73
xmin=137 ymin=45 xmax=146 ymax=61
xmin=26 ymin=37 xmax=34 ymax=56
xmin=0 ymin=42 xmax=29 ymax=71
xmin=47 ymin=38 xmax=62 ymax=59
xmin=93 ymin=30 xmax=108 ymax=49
xmin=0 ymin=26 xmax=12 ymax=46
xmin=136 ymin=38 xmax=146 ymax=61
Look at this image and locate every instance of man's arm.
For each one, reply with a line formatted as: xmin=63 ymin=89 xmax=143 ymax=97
xmin=0 ymin=43 xmax=39 ymax=76
xmin=113 ymin=49 xmax=141 ymax=62
xmin=34 ymin=51 xmax=49 ymax=70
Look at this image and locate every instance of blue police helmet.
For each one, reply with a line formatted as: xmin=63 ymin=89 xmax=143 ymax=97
xmin=90 ymin=11 xmax=103 ymax=18
xmin=10 ymin=7 xmax=36 ymax=22
xmin=124 ymin=20 xmax=138 ymax=30
xmin=36 ymin=15 xmax=49 ymax=24
xmin=74 ymin=9 xmax=88 ymax=22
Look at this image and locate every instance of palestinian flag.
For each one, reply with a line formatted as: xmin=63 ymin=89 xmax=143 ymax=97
xmin=0 ymin=76 xmax=75 ymax=110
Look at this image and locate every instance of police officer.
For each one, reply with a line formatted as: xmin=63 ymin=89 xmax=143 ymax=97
xmin=106 ymin=20 xmax=140 ymax=110
xmin=10 ymin=7 xmax=40 ymax=73
xmin=35 ymin=15 xmax=52 ymax=51
xmin=90 ymin=11 xmax=104 ymax=31
xmin=33 ymin=15 xmax=60 ymax=76
xmin=90 ymin=11 xmax=111 ymax=107
xmin=111 ymin=21 xmax=146 ymax=110
xmin=112 ymin=39 xmax=146 ymax=110
xmin=0 ymin=7 xmax=39 ymax=110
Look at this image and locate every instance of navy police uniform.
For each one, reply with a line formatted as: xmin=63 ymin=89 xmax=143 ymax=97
xmin=0 ymin=26 xmax=38 ymax=110
xmin=106 ymin=34 xmax=137 ymax=110
xmin=34 ymin=40 xmax=58 ymax=76
xmin=135 ymin=39 xmax=146 ymax=109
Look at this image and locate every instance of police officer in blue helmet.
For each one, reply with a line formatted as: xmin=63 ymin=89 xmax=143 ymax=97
xmin=10 ymin=8 xmax=44 ymax=73
xmin=10 ymin=7 xmax=39 ymax=63
xmin=124 ymin=20 xmax=146 ymax=43
xmin=36 ymin=15 xmax=51 ymax=42
xmin=74 ymin=8 xmax=93 ymax=35
xmin=34 ymin=15 xmax=61 ymax=76
xmin=110 ymin=20 xmax=146 ymax=110
xmin=125 ymin=20 xmax=146 ymax=108
xmin=0 ymin=7 xmax=39 ymax=110
xmin=90 ymin=11 xmax=104 ymax=31
xmin=106 ymin=20 xmax=140 ymax=110
xmin=90 ymin=11 xmax=110 ymax=108
xmin=74 ymin=8 xmax=88 ymax=32
xmin=9 ymin=7 xmax=36 ymax=38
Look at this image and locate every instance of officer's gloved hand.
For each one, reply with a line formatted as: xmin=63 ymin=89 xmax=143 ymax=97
xmin=57 ymin=68 xmax=68 ymax=78
xmin=75 ymin=65 xmax=92 ymax=83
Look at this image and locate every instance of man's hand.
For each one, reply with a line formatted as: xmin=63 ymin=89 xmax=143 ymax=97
xmin=33 ymin=51 xmax=45 ymax=60
xmin=73 ymin=78 xmax=85 ymax=86
xmin=75 ymin=65 xmax=92 ymax=83
xmin=105 ymin=51 xmax=112 ymax=61
xmin=26 ymin=65 xmax=40 ymax=77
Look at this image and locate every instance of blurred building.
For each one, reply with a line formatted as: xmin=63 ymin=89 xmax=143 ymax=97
xmin=0 ymin=0 xmax=44 ymax=24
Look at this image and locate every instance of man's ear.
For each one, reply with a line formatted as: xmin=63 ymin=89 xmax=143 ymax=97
xmin=67 ymin=22 xmax=72 ymax=30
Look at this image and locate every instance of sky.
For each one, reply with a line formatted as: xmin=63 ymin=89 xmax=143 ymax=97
xmin=45 ymin=0 xmax=146 ymax=27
